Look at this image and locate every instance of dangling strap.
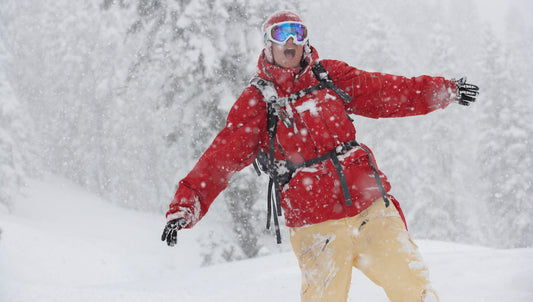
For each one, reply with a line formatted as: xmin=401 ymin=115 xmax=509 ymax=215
xmin=267 ymin=104 xmax=282 ymax=243
xmin=358 ymin=144 xmax=390 ymax=207
xmin=265 ymin=175 xmax=282 ymax=244
xmin=330 ymin=154 xmax=353 ymax=207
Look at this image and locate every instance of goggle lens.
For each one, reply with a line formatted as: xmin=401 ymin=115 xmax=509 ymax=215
xmin=268 ymin=22 xmax=308 ymax=45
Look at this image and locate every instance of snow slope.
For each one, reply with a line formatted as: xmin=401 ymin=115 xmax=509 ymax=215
xmin=1 ymin=176 xmax=532 ymax=302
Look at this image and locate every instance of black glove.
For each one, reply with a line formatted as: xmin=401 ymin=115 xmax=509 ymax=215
xmin=161 ymin=218 xmax=187 ymax=247
xmin=455 ymin=77 xmax=479 ymax=106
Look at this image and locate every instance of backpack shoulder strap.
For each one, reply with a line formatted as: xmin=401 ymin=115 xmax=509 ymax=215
xmin=250 ymin=76 xmax=295 ymax=130
xmin=249 ymin=76 xmax=283 ymax=243
xmin=250 ymin=77 xmax=279 ymax=103
xmin=311 ymin=62 xmax=352 ymax=103
xmin=249 ymin=77 xmax=281 ymax=140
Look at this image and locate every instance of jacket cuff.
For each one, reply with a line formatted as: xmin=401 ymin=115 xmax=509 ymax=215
xmin=166 ymin=189 xmax=201 ymax=228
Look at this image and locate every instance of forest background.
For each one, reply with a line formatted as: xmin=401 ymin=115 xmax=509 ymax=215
xmin=1 ymin=0 xmax=532 ymax=265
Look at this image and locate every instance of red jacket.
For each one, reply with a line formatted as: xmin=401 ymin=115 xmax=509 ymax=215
xmin=166 ymin=47 xmax=456 ymax=228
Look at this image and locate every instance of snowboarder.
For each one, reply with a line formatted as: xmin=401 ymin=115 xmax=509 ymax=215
xmin=161 ymin=10 xmax=479 ymax=302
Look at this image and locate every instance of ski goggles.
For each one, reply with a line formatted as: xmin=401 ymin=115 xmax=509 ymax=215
xmin=264 ymin=22 xmax=308 ymax=45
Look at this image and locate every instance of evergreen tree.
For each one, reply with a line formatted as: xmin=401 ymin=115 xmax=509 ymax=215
xmin=476 ymin=26 xmax=533 ymax=247
xmin=406 ymin=73 xmax=460 ymax=243
xmin=0 ymin=46 xmax=35 ymax=209
xmin=492 ymin=11 xmax=533 ymax=247
xmin=356 ymin=5 xmax=399 ymax=73
xmin=407 ymin=20 xmax=488 ymax=244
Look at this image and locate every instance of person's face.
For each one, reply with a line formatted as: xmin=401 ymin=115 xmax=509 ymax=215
xmin=272 ymin=38 xmax=304 ymax=69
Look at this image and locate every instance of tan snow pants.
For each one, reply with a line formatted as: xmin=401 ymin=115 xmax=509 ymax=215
xmin=289 ymin=198 xmax=439 ymax=302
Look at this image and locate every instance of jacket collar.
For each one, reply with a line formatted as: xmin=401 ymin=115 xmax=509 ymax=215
xmin=255 ymin=46 xmax=320 ymax=94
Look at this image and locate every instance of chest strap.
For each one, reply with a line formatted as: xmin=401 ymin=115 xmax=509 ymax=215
xmin=293 ymin=140 xmax=390 ymax=209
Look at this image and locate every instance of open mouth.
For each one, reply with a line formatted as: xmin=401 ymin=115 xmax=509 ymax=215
xmin=284 ymin=49 xmax=296 ymax=59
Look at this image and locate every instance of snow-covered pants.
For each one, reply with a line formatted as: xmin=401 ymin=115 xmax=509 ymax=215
xmin=289 ymin=198 xmax=439 ymax=302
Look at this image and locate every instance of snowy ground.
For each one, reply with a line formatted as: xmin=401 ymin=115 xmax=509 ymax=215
xmin=1 ymin=176 xmax=532 ymax=302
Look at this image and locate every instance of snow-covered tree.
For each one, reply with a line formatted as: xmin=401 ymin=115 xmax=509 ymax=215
xmin=0 ymin=77 xmax=24 ymax=209
xmin=0 ymin=44 xmax=35 ymax=209
xmin=476 ymin=24 xmax=533 ymax=248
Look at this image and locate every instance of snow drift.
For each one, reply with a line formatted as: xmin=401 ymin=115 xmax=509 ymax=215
xmin=1 ymin=176 xmax=532 ymax=301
